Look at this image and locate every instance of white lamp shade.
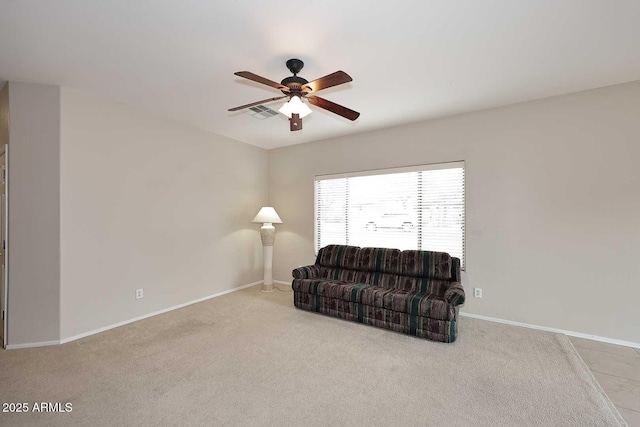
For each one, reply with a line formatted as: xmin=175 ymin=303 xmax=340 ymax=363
xmin=278 ymin=96 xmax=312 ymax=119
xmin=252 ymin=206 xmax=283 ymax=224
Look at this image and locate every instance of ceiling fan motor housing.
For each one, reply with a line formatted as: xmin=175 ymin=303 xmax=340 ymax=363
xmin=280 ymin=75 xmax=308 ymax=94
xmin=281 ymin=59 xmax=308 ymax=94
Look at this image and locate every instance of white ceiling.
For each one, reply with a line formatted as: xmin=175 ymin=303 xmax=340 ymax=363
xmin=1 ymin=1 xmax=640 ymax=149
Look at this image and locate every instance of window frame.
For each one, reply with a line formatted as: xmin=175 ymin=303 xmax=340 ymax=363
xmin=314 ymin=161 xmax=466 ymax=269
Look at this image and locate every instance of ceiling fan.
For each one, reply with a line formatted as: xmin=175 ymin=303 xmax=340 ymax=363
xmin=229 ymin=59 xmax=360 ymax=131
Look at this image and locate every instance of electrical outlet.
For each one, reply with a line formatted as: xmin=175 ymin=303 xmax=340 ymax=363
xmin=474 ymin=287 xmax=482 ymax=298
xmin=135 ymin=289 xmax=144 ymax=300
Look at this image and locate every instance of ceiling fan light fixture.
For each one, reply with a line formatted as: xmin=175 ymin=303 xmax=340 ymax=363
xmin=279 ymin=95 xmax=312 ymax=119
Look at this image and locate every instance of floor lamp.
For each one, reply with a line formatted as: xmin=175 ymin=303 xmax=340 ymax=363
xmin=252 ymin=207 xmax=283 ymax=292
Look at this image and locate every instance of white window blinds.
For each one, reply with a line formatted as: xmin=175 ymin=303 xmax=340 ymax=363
xmin=315 ymin=162 xmax=465 ymax=268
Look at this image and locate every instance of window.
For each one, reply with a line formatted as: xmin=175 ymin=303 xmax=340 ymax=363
xmin=315 ymin=161 xmax=465 ymax=268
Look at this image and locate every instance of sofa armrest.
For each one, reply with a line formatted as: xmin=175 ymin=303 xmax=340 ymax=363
xmin=292 ymin=265 xmax=320 ymax=280
xmin=444 ymin=282 xmax=465 ymax=306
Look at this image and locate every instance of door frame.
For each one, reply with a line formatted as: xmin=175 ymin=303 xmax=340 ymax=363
xmin=1 ymin=144 xmax=8 ymax=348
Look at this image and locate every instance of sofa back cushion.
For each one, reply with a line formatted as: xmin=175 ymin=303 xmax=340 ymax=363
xmin=316 ymin=245 xmax=360 ymax=269
xmin=396 ymin=276 xmax=452 ymax=295
xmin=315 ymin=245 xmax=454 ymax=282
xmin=318 ymin=266 xmax=401 ymax=289
xmin=400 ymin=250 xmax=452 ymax=280
xmin=319 ymin=266 xmax=365 ymax=282
xmin=356 ymin=247 xmax=402 ymax=274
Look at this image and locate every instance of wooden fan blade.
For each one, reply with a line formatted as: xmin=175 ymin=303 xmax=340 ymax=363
xmin=301 ymin=71 xmax=352 ymax=93
xmin=306 ymin=96 xmax=360 ymax=121
xmin=228 ymin=96 xmax=287 ymax=112
xmin=234 ymin=71 xmax=289 ymax=91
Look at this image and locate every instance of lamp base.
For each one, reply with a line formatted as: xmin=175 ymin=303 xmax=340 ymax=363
xmin=260 ymin=282 xmax=276 ymax=293
xmin=260 ymin=225 xmax=276 ymax=293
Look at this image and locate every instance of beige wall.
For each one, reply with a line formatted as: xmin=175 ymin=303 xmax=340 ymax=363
xmin=7 ymin=82 xmax=61 ymax=345
xmin=60 ymin=89 xmax=268 ymax=339
xmin=269 ymin=80 xmax=640 ymax=344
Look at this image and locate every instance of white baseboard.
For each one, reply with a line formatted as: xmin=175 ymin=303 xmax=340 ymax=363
xmin=281 ymin=279 xmax=639 ymax=348
xmin=460 ymin=312 xmax=640 ymax=349
xmin=16 ymin=281 xmax=635 ymax=350
xmin=6 ymin=281 xmax=263 ymax=349
xmin=6 ymin=340 xmax=61 ymax=350
xmin=59 ymin=280 xmax=263 ymax=345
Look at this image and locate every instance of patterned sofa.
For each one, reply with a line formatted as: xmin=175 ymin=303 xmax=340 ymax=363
xmin=292 ymin=245 xmax=465 ymax=343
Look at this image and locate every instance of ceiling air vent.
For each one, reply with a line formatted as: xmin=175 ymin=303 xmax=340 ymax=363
xmin=247 ymin=105 xmax=279 ymax=120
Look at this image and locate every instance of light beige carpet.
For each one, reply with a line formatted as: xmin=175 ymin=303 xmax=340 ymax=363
xmin=0 ymin=285 xmax=626 ymax=426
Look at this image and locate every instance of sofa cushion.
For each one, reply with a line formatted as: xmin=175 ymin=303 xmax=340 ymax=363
xmin=294 ymin=279 xmax=453 ymax=320
xmin=316 ymin=245 xmax=360 ymax=269
xmin=359 ymin=286 xmax=395 ymax=307
xmin=382 ymin=290 xmax=453 ymax=320
xmin=356 ymin=247 xmax=402 ymax=274
xmin=400 ymin=250 xmax=452 ymax=280
xmin=331 ymin=282 xmax=371 ymax=302
xmin=370 ymin=272 xmax=402 ymax=289
xmin=292 ymin=279 xmax=371 ymax=302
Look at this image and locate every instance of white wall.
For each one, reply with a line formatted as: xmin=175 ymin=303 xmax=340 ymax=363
xmin=60 ymin=89 xmax=268 ymax=340
xmin=7 ymin=82 xmax=61 ymax=345
xmin=269 ymin=80 xmax=640 ymax=344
